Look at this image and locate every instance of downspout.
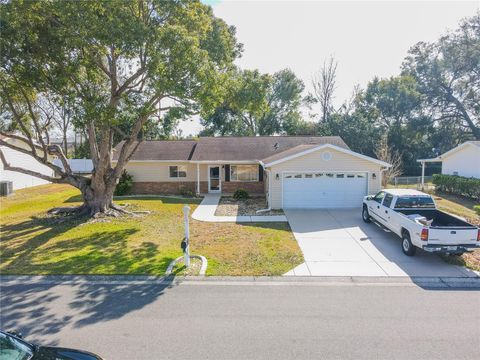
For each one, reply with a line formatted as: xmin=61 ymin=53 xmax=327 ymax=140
xmin=256 ymin=160 xmax=272 ymax=213
xmin=196 ymin=162 xmax=200 ymax=195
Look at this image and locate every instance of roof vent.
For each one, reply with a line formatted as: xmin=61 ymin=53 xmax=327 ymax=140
xmin=273 ymin=142 xmax=279 ymax=150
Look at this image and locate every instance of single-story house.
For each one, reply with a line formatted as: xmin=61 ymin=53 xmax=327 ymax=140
xmin=418 ymin=141 xmax=480 ymax=183
xmin=114 ymin=136 xmax=391 ymax=209
xmin=0 ymin=135 xmax=54 ymax=190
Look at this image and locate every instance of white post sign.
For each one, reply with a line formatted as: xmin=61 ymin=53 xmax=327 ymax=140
xmin=183 ymin=205 xmax=191 ymax=268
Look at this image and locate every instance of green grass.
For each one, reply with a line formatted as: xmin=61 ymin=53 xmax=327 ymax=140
xmin=0 ymin=184 xmax=303 ymax=276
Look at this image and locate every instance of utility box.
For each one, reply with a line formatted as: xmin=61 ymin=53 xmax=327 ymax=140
xmin=0 ymin=181 xmax=13 ymax=196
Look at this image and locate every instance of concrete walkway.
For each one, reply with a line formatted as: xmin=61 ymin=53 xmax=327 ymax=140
xmin=192 ymin=194 xmax=287 ymax=222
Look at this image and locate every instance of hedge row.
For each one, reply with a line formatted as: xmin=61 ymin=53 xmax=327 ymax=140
xmin=432 ymin=174 xmax=480 ymax=200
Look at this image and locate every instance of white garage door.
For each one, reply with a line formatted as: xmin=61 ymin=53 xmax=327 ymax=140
xmin=282 ymin=172 xmax=368 ymax=208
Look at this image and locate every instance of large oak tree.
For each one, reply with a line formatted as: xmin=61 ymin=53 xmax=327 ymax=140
xmin=0 ymin=0 xmax=240 ymax=216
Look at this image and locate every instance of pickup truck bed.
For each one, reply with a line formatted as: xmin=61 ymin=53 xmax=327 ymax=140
xmin=396 ymin=209 xmax=475 ymax=228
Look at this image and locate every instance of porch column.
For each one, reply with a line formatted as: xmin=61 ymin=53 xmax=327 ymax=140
xmin=196 ymin=163 xmax=200 ymax=195
xmin=421 ymin=161 xmax=425 ymax=190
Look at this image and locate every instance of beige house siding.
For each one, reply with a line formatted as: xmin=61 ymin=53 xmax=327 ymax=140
xmin=267 ymin=148 xmax=383 ymax=209
xmin=123 ymin=161 xmax=263 ymax=194
xmin=123 ymin=162 xmax=202 ymax=182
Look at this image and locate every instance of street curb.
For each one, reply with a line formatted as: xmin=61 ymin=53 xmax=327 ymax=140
xmin=1 ymin=275 xmax=479 ymax=289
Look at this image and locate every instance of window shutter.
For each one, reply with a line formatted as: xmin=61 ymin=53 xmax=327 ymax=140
xmin=225 ymin=165 xmax=230 ymax=182
xmin=258 ymin=165 xmax=264 ymax=182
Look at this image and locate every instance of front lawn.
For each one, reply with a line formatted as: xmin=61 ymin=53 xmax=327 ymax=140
xmin=0 ymin=185 xmax=302 ymax=276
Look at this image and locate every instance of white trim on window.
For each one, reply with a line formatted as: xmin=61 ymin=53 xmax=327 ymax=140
xmin=169 ymin=165 xmax=187 ymax=179
xmin=230 ymin=164 xmax=259 ymax=182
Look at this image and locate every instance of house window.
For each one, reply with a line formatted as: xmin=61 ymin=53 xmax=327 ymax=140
xmin=230 ymin=165 xmax=258 ymax=182
xmin=169 ymin=165 xmax=187 ymax=178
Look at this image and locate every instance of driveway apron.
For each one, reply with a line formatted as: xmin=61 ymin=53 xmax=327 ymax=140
xmin=284 ymin=208 xmax=476 ymax=277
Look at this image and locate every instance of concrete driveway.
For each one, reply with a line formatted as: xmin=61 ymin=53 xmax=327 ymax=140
xmin=284 ymin=208 xmax=478 ymax=277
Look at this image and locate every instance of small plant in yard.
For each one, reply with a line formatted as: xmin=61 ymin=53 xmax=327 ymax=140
xmin=114 ymin=170 xmax=134 ymax=196
xmin=233 ymin=189 xmax=249 ymax=200
xmin=180 ymin=188 xmax=196 ymax=198
xmin=474 ymin=205 xmax=480 ymax=216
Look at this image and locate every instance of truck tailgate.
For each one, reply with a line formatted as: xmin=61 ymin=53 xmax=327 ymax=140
xmin=428 ymin=228 xmax=478 ymax=245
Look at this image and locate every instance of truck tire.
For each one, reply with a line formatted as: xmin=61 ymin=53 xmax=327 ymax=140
xmin=362 ymin=206 xmax=371 ymax=223
xmin=401 ymin=232 xmax=416 ymax=256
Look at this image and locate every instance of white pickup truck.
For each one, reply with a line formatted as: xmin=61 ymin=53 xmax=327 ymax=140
xmin=362 ymin=189 xmax=479 ymax=256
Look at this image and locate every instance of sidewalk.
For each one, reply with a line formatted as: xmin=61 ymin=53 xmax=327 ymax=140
xmin=192 ymin=194 xmax=287 ymax=222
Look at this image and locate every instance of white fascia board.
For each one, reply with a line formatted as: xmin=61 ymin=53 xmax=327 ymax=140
xmin=417 ymin=158 xmax=442 ymax=162
xmin=193 ymin=160 xmax=260 ymax=164
xmin=111 ymin=160 xmax=190 ymax=163
xmin=264 ymin=144 xmax=391 ymax=168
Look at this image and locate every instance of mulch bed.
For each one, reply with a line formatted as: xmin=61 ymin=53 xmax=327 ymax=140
xmin=214 ymin=196 xmax=284 ymax=216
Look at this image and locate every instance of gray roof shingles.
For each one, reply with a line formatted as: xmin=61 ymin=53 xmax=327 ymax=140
xmin=114 ymin=136 xmax=349 ymax=162
xmin=190 ymin=136 xmax=349 ymax=161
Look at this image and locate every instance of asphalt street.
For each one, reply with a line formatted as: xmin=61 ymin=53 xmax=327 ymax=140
xmin=1 ymin=277 xmax=479 ymax=360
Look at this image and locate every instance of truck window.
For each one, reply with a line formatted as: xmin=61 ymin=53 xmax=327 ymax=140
xmin=394 ymin=196 xmax=435 ymax=209
xmin=373 ymin=191 xmax=385 ymax=204
xmin=382 ymin=193 xmax=394 ymax=208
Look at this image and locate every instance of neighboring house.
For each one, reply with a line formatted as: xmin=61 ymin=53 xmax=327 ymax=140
xmin=0 ymin=136 xmax=54 ymax=190
xmin=53 ymin=158 xmax=93 ymax=174
xmin=418 ymin=141 xmax=480 ymax=182
xmin=114 ymin=136 xmax=391 ymax=209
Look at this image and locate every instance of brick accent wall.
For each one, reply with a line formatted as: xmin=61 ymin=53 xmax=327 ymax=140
xmin=131 ymin=181 xmax=207 ymax=195
xmin=131 ymin=181 xmax=264 ymax=195
xmin=222 ymin=181 xmax=265 ymax=194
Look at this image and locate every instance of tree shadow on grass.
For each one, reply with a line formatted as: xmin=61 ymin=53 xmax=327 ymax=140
xmin=0 ymin=216 xmax=89 ymax=272
xmin=64 ymin=194 xmax=202 ymax=205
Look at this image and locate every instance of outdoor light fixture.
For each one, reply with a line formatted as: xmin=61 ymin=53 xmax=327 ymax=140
xmin=372 ymin=173 xmax=377 ymax=180
xmin=276 ymin=173 xmax=280 ymax=180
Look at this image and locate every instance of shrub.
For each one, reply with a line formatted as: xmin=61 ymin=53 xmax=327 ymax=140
xmin=233 ymin=189 xmax=249 ymax=200
xmin=474 ymin=205 xmax=480 ymax=216
xmin=180 ymin=188 xmax=195 ymax=198
xmin=114 ymin=170 xmax=134 ymax=196
xmin=432 ymin=174 xmax=480 ymax=200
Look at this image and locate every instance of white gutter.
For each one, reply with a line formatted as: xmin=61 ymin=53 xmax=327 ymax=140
xmin=256 ymin=160 xmax=271 ymax=213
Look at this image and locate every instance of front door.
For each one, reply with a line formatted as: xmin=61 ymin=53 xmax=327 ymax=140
xmin=208 ymin=166 xmax=221 ymax=193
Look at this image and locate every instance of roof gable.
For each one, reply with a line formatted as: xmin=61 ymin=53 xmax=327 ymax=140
xmin=434 ymin=141 xmax=480 ymax=161
xmin=262 ymin=143 xmax=391 ymax=167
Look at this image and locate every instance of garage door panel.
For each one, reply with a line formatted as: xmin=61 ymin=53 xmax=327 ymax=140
xmin=283 ymin=173 xmax=367 ymax=208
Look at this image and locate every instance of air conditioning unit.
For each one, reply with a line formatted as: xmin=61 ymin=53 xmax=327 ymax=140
xmin=0 ymin=181 xmax=13 ymax=196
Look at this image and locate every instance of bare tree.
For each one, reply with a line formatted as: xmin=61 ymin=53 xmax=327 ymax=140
xmin=54 ymin=99 xmax=73 ymax=157
xmin=375 ymin=136 xmax=403 ymax=187
xmin=312 ymin=56 xmax=338 ymax=123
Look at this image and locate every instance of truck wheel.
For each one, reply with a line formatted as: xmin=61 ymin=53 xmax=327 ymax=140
xmin=362 ymin=206 xmax=371 ymax=223
xmin=401 ymin=232 xmax=416 ymax=256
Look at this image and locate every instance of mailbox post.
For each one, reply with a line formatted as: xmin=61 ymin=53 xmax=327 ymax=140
xmin=182 ymin=205 xmax=191 ymax=268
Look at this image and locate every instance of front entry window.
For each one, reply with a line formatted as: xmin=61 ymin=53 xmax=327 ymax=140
xmin=209 ymin=166 xmax=220 ymax=192
xmin=230 ymin=165 xmax=258 ymax=182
